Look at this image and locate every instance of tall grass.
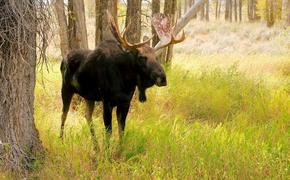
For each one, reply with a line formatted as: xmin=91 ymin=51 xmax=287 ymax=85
xmin=20 ymin=55 xmax=290 ymax=179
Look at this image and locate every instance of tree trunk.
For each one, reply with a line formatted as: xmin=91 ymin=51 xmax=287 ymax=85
xmin=191 ymin=0 xmax=197 ymax=18
xmin=200 ymin=4 xmax=205 ymax=20
xmin=95 ymin=0 xmax=115 ymax=46
xmin=266 ymin=0 xmax=275 ymax=27
xmin=229 ymin=0 xmax=233 ymax=22
xmin=218 ymin=0 xmax=222 ymax=18
xmin=53 ymin=0 xmax=70 ymax=58
xmin=177 ymin=0 xmax=182 ymax=19
xmin=205 ymin=0 xmax=209 ymax=21
xmin=248 ymin=0 xmax=259 ymax=21
xmin=68 ymin=0 xmax=88 ymax=49
xmin=234 ymin=0 xmax=238 ymax=21
xmin=184 ymin=0 xmax=188 ymax=14
xmin=164 ymin=0 xmax=177 ymax=65
xmin=288 ymin=0 xmax=290 ymax=25
xmin=125 ymin=0 xmax=142 ymax=43
xmin=239 ymin=0 xmax=242 ymax=22
xmin=0 ymin=0 xmax=43 ymax=174
xmin=108 ymin=0 xmax=118 ymax=23
xmin=225 ymin=0 xmax=230 ymax=21
xmin=152 ymin=0 xmax=160 ymax=47
xmin=216 ymin=0 xmax=219 ymax=20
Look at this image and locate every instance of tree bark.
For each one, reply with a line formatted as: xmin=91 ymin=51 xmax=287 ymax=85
xmin=184 ymin=0 xmax=189 ymax=14
xmin=95 ymin=0 xmax=116 ymax=46
xmin=0 ymin=0 xmax=43 ymax=174
xmin=205 ymin=0 xmax=209 ymax=21
xmin=225 ymin=0 xmax=230 ymax=21
xmin=234 ymin=0 xmax=238 ymax=22
xmin=68 ymin=0 xmax=88 ymax=49
xmin=164 ymin=0 xmax=177 ymax=65
xmin=125 ymin=0 xmax=142 ymax=43
xmin=239 ymin=0 xmax=242 ymax=22
xmin=152 ymin=0 xmax=161 ymax=47
xmin=266 ymin=0 xmax=275 ymax=27
xmin=288 ymin=0 xmax=290 ymax=25
xmin=200 ymin=3 xmax=205 ymax=20
xmin=53 ymin=0 xmax=70 ymax=58
xmin=216 ymin=0 xmax=219 ymax=20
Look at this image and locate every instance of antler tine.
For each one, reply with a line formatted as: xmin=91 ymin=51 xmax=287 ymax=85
xmin=172 ymin=30 xmax=185 ymax=44
xmin=108 ymin=11 xmax=153 ymax=49
xmin=107 ymin=11 xmax=124 ymax=46
xmin=154 ymin=31 xmax=185 ymax=51
xmin=152 ymin=13 xmax=186 ymax=51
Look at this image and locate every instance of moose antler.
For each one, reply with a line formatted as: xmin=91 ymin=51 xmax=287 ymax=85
xmin=152 ymin=13 xmax=185 ymax=51
xmin=107 ymin=11 xmax=153 ymax=49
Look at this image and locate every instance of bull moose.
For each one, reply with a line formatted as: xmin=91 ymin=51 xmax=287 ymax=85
xmin=60 ymin=13 xmax=185 ymax=151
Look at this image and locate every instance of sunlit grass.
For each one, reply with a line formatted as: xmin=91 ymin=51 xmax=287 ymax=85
xmin=25 ymin=53 xmax=290 ymax=179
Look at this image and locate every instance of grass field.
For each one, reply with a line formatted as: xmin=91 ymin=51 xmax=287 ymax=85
xmin=9 ymin=52 xmax=286 ymax=179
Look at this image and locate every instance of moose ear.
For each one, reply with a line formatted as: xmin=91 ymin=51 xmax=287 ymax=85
xmin=142 ymin=35 xmax=151 ymax=46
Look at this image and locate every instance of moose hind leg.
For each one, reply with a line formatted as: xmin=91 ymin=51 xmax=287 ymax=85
xmin=85 ymin=100 xmax=99 ymax=152
xmin=60 ymin=85 xmax=73 ymax=139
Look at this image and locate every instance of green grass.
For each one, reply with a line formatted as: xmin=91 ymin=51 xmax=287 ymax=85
xmin=6 ymin=54 xmax=288 ymax=179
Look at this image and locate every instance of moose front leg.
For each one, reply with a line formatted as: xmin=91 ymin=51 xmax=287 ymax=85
xmin=116 ymin=103 xmax=130 ymax=140
xmin=85 ymin=100 xmax=100 ymax=152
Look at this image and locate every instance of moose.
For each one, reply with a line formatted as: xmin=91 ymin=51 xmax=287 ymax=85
xmin=60 ymin=13 xmax=185 ymax=151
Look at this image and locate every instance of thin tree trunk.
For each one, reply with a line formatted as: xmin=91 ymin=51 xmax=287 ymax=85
xmin=164 ymin=0 xmax=177 ymax=65
xmin=234 ymin=0 xmax=238 ymax=21
xmin=200 ymin=4 xmax=205 ymax=20
xmin=152 ymin=0 xmax=160 ymax=47
xmin=205 ymin=0 xmax=209 ymax=21
xmin=266 ymin=0 xmax=275 ymax=27
xmin=239 ymin=0 xmax=242 ymax=22
xmin=225 ymin=0 xmax=229 ymax=21
xmin=216 ymin=0 xmax=219 ymax=20
xmin=125 ymin=0 xmax=141 ymax=43
xmin=229 ymin=0 xmax=233 ymax=22
xmin=0 ymin=0 xmax=43 ymax=174
xmin=53 ymin=0 xmax=69 ymax=58
xmin=218 ymin=0 xmax=222 ymax=18
xmin=287 ymin=0 xmax=290 ymax=25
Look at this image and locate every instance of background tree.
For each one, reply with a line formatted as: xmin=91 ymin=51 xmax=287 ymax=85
xmin=265 ymin=0 xmax=275 ymax=26
xmin=205 ymin=0 xmax=210 ymax=21
xmin=0 ymin=0 xmax=48 ymax=174
xmin=160 ymin=0 xmax=177 ymax=65
xmin=152 ymin=0 xmax=161 ymax=46
xmin=125 ymin=0 xmax=142 ymax=43
xmin=239 ymin=0 xmax=243 ymax=21
xmin=288 ymin=0 xmax=290 ymax=25
xmin=225 ymin=0 xmax=233 ymax=22
xmin=68 ymin=0 xmax=88 ymax=49
xmin=53 ymin=0 xmax=69 ymax=58
xmin=95 ymin=0 xmax=117 ymax=46
xmin=54 ymin=0 xmax=88 ymax=57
